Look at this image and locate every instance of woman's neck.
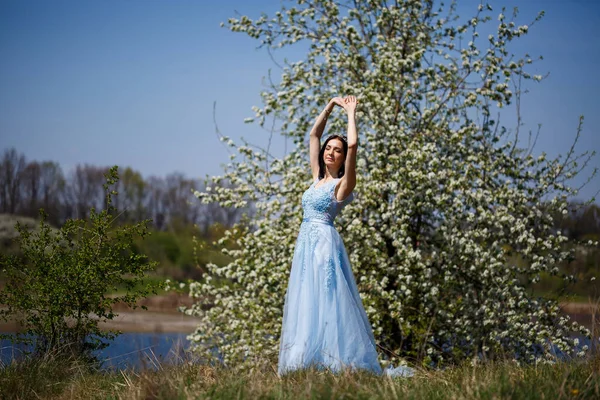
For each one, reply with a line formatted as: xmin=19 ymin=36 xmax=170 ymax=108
xmin=324 ymin=168 xmax=339 ymax=180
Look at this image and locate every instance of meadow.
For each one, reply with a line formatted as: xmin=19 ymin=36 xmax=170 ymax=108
xmin=1 ymin=351 xmax=599 ymax=399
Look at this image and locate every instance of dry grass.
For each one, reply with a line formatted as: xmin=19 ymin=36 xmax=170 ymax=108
xmin=2 ymin=352 xmax=600 ymax=400
xmin=111 ymin=357 xmax=600 ymax=400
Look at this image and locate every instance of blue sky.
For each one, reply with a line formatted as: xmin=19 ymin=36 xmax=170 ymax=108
xmin=0 ymin=0 xmax=598 ymax=202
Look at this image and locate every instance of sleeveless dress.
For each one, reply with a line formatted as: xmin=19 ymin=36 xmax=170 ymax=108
xmin=277 ymin=177 xmax=414 ymax=377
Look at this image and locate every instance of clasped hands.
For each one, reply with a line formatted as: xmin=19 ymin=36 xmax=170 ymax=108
xmin=328 ymin=95 xmax=358 ymax=114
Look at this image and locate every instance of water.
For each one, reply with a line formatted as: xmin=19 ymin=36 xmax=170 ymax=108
xmin=2 ymin=332 xmax=598 ymax=371
xmin=1 ymin=332 xmax=191 ymax=370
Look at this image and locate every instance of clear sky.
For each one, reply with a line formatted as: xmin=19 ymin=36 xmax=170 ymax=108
xmin=0 ymin=0 xmax=598 ymax=202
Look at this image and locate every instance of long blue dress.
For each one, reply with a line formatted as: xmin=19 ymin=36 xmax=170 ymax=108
xmin=277 ymin=177 xmax=414 ymax=377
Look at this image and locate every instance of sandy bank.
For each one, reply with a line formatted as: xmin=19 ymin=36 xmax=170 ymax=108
xmin=1 ymin=295 xmax=597 ymax=334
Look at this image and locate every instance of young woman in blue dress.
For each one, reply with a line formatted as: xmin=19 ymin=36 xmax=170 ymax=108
xmin=278 ymin=95 xmax=413 ymax=377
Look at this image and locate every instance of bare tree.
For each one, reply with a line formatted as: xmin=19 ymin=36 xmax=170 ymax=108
xmin=38 ymin=161 xmax=66 ymax=225
xmin=121 ymin=167 xmax=147 ymax=222
xmin=0 ymin=148 xmax=26 ymax=214
xmin=65 ymin=164 xmax=109 ymax=220
xmin=558 ymin=201 xmax=600 ymax=240
xmin=20 ymin=161 xmax=41 ymax=218
xmin=146 ymin=176 xmax=167 ymax=230
xmin=163 ymin=172 xmax=195 ymax=227
xmin=193 ymin=179 xmax=253 ymax=234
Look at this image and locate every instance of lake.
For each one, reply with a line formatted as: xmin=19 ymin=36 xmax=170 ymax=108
xmin=1 ymin=332 xmax=191 ymax=370
xmin=2 ymin=332 xmax=598 ymax=370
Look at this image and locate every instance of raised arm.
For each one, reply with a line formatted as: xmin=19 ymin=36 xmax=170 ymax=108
xmin=335 ymin=96 xmax=358 ymax=201
xmin=310 ymin=97 xmax=345 ymax=181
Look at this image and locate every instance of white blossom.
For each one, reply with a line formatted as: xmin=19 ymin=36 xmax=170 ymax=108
xmin=179 ymin=0 xmax=596 ymax=370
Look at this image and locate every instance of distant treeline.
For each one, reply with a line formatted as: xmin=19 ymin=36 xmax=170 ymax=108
xmin=1 ymin=147 xmax=598 ymax=240
xmin=558 ymin=202 xmax=600 ymax=241
xmin=0 ymin=147 xmax=248 ymax=232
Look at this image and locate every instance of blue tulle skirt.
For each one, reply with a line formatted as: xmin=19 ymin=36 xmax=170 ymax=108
xmin=278 ymin=219 xmax=414 ymax=378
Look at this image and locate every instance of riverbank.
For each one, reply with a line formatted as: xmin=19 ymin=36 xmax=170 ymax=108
xmin=0 ymin=293 xmax=200 ymax=334
xmin=1 ymin=294 xmax=597 ymax=334
xmin=559 ymin=301 xmax=599 ymax=330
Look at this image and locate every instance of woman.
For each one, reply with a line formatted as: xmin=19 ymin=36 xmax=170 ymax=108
xmin=277 ymin=96 xmax=414 ymax=377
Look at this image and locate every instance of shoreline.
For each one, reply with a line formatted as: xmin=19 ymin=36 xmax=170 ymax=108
xmin=1 ymin=295 xmax=597 ymax=334
xmin=0 ymin=293 xmax=201 ymax=334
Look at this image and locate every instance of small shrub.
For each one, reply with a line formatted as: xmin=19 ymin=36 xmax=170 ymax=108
xmin=0 ymin=166 xmax=158 ymax=357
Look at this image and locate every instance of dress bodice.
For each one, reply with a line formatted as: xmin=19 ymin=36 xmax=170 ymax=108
xmin=301 ymin=177 xmax=354 ymax=225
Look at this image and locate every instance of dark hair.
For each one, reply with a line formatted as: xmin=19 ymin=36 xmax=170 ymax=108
xmin=318 ymin=134 xmax=348 ymax=179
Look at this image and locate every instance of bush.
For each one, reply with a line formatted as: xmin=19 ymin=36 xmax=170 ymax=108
xmin=0 ymin=166 xmax=158 ymax=357
xmin=185 ymin=0 xmax=597 ymax=368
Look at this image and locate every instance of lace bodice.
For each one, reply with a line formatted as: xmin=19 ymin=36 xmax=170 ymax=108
xmin=301 ymin=177 xmax=354 ymax=224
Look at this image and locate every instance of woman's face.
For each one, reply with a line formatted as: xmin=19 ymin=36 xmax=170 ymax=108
xmin=323 ymin=138 xmax=345 ymax=170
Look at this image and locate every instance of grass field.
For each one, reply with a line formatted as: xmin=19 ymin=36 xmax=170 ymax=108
xmin=1 ymin=352 xmax=599 ymax=399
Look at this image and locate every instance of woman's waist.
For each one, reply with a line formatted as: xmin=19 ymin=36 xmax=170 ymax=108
xmin=301 ymin=216 xmax=334 ymax=226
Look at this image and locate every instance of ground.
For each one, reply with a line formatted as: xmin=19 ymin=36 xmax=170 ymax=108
xmin=0 ymin=294 xmax=597 ymax=333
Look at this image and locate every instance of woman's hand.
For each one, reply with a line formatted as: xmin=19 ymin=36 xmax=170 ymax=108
xmin=329 ymin=97 xmax=346 ymax=108
xmin=343 ymin=96 xmax=358 ymax=114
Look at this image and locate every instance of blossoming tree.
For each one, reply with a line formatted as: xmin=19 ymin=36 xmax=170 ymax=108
xmin=184 ymin=0 xmax=597 ymax=368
